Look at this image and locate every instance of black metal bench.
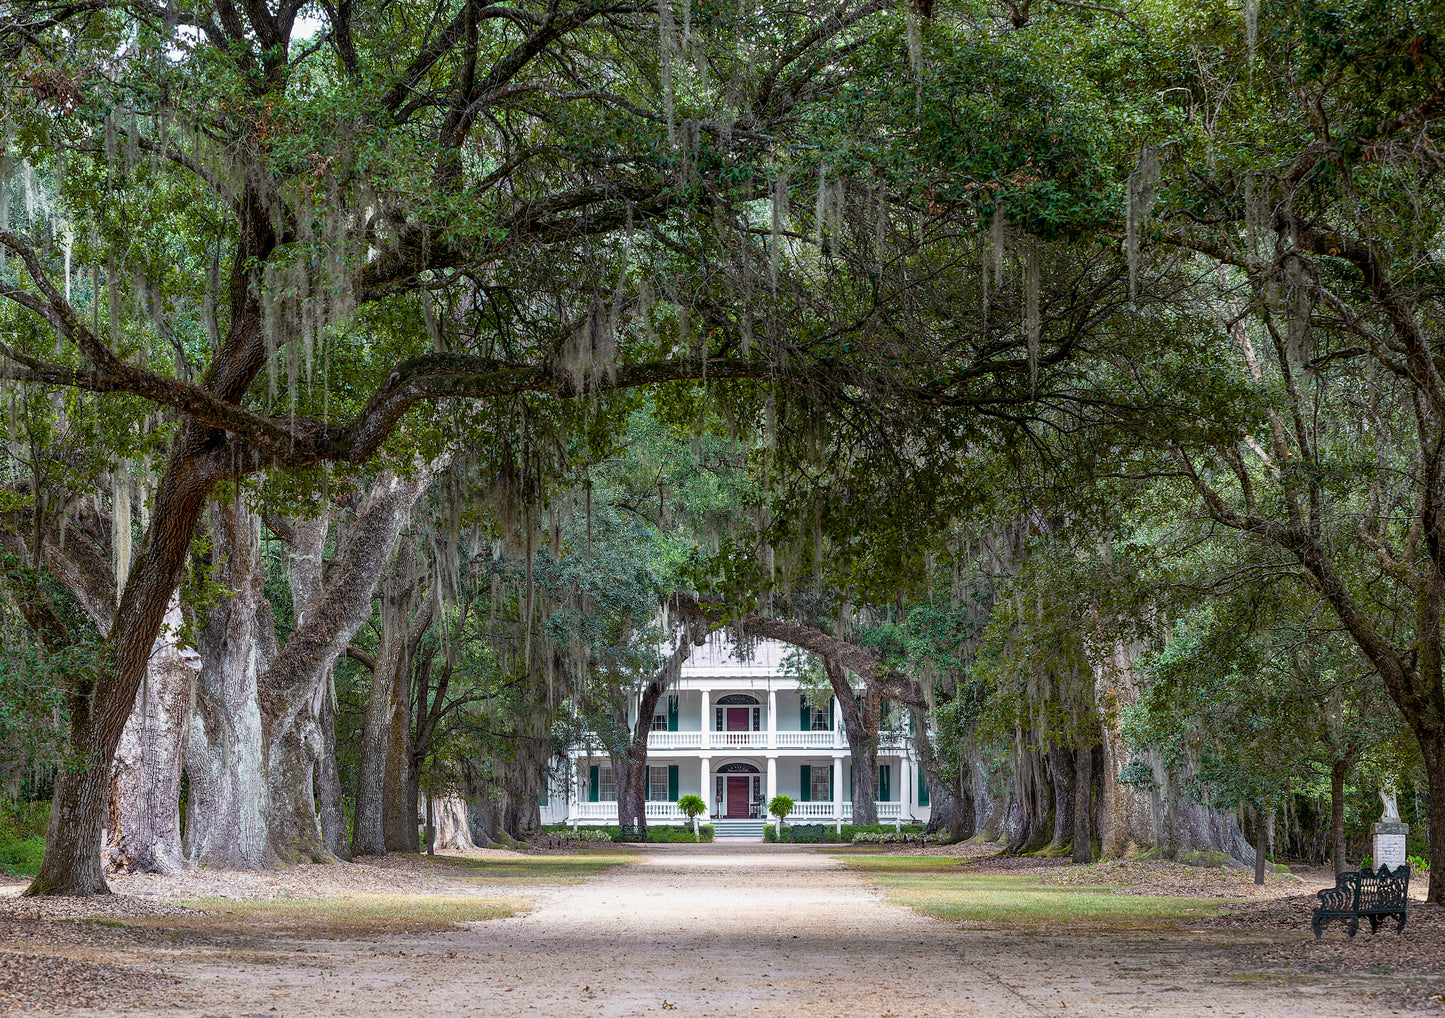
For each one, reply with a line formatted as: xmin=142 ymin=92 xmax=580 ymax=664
xmin=790 ymin=824 xmax=827 ymax=843
xmin=1312 ymin=864 xmax=1409 ymax=939
xmin=616 ymin=824 xmax=647 ymax=842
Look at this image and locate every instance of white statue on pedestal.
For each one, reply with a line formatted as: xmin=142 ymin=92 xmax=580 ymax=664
xmin=1379 ymin=787 xmax=1401 ymax=823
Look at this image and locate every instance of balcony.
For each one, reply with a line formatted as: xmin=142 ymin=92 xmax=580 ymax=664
xmin=561 ymin=801 xmax=908 ymax=823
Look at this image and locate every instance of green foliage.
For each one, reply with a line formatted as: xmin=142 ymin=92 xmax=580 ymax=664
xmin=0 ymin=800 xmax=51 ymax=877
xmin=767 ymin=795 xmax=794 ymax=821
xmin=675 ymin=795 xmax=708 ymax=821
xmin=766 ymin=822 xmax=923 ymax=843
xmin=545 ymin=824 xmax=714 ymax=844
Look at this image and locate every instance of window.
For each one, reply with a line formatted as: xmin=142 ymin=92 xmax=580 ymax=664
xmin=810 ymin=766 xmax=831 ymax=802
xmin=649 ymin=766 xmax=669 ymax=801
xmin=652 ymin=712 xmax=669 ymax=731
xmin=599 ymin=767 xmax=616 ymax=802
xmin=811 ymin=704 xmax=830 ymax=731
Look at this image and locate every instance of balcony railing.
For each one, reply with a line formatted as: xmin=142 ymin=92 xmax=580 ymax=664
xmin=646 ymin=731 xmax=705 ymax=749
xmin=774 ymin=731 xmax=842 ymax=749
xmin=714 ymin=731 xmax=768 ymax=749
xmin=581 ymin=727 xmax=911 ymax=753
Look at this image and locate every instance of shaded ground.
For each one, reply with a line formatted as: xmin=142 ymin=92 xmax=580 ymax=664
xmin=0 ymin=843 xmax=1439 ymax=1016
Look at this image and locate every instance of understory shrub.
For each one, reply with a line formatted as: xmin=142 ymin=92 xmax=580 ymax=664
xmin=852 ymin=831 xmax=944 ymax=845
xmin=766 ymin=822 xmax=925 ymax=844
xmin=543 ymin=823 xmax=714 ymax=843
xmin=0 ymin=799 xmax=49 ymax=877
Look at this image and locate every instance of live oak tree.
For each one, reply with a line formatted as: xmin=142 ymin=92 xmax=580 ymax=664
xmin=1109 ymin=0 xmax=1445 ymax=900
xmin=0 ymin=0 xmax=958 ymax=895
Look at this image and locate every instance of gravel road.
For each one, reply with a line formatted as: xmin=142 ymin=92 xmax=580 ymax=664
xmin=8 ymin=843 xmax=1439 ymax=1016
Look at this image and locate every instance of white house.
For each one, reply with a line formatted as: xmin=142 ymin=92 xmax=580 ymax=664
xmin=542 ymin=638 xmax=932 ymax=835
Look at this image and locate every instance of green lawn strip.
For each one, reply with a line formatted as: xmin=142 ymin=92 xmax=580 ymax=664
xmin=152 ymin=892 xmax=521 ymax=937
xmin=427 ymin=850 xmax=639 ymax=884
xmin=835 ymin=855 xmax=1225 ymax=928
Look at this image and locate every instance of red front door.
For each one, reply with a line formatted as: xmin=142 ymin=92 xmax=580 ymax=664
xmin=726 ymin=776 xmax=750 ymax=818
xmin=726 ymin=707 xmax=750 ymax=731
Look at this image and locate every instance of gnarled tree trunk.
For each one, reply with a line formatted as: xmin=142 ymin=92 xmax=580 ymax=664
xmin=104 ymin=598 xmax=198 ymax=875
xmin=1072 ymin=744 xmax=1093 ymax=863
xmin=184 ymin=501 xmax=275 ymax=870
xmin=825 ymin=658 xmax=880 ymax=826
xmin=353 ymin=509 xmax=436 ymax=856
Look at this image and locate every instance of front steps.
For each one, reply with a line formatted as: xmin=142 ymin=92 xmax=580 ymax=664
xmin=712 ymin=819 xmax=766 ymax=840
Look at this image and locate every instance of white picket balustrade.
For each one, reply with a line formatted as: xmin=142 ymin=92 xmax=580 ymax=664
xmin=647 ymin=732 xmax=705 ymax=749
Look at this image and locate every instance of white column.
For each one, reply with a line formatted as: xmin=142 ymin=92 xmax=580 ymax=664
xmin=701 ymin=688 xmax=711 ymax=749
xmin=766 ymin=756 xmax=778 ymax=829
xmin=833 ymin=755 xmax=845 ymax=833
xmin=902 ymin=756 xmax=914 ymax=822
xmin=701 ymin=757 xmax=712 ymax=818
xmin=767 ymin=688 xmax=777 ymax=749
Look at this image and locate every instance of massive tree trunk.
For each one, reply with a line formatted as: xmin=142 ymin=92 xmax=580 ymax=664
xmin=825 ymin=658 xmax=879 ymax=826
xmin=317 ymin=686 xmax=351 ymax=859
xmin=613 ymin=754 xmax=647 ymax=830
xmin=104 ymin=598 xmax=197 ymax=875
xmin=911 ymin=704 xmax=974 ymax=842
xmin=1072 ymin=744 xmax=1093 ymax=863
xmin=383 ymin=631 xmax=421 ymax=852
xmin=431 ymin=795 xmax=477 ymax=850
xmin=354 ymin=526 xmax=432 ymax=856
xmin=263 ymin=514 xmax=334 ymax=865
xmin=1006 ymin=743 xmax=1054 ymax=855
xmin=184 ymin=501 xmax=274 ymax=870
xmin=1047 ymin=745 xmax=1074 ymax=855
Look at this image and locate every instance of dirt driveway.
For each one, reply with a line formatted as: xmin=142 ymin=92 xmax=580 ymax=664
xmin=7 ymin=842 xmax=1439 ymax=1017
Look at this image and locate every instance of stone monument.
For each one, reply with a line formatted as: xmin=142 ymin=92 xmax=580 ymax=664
xmin=1372 ymin=787 xmax=1408 ymax=871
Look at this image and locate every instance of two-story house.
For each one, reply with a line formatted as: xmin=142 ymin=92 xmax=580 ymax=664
xmin=542 ymin=639 xmax=931 ymax=837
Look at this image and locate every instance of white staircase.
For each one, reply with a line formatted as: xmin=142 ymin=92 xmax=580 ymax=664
xmin=711 ymin=819 xmax=766 ymax=840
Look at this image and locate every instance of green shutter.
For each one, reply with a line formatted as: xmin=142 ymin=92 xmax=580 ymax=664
xmin=589 ymin=765 xmax=599 ymax=802
xmin=878 ymin=764 xmax=891 ymax=802
xmin=668 ymin=696 xmax=679 ymax=732
xmin=799 ymin=764 xmax=811 ymax=801
xmin=827 ymin=696 xmax=835 ymax=731
xmin=800 ymin=694 xmax=811 ymax=730
xmin=668 ymin=765 xmax=679 ymax=799
xmin=918 ymin=769 xmax=930 ymax=806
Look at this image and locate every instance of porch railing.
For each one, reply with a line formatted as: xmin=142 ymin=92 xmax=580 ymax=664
xmin=790 ymin=802 xmax=836 ymax=819
xmin=840 ymin=802 xmax=905 ymax=820
xmin=563 ymin=802 xmax=689 ymax=822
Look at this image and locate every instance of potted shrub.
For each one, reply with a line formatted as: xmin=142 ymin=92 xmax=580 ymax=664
xmin=676 ymin=794 xmax=708 ymax=841
xmin=768 ymin=794 xmax=794 ymax=841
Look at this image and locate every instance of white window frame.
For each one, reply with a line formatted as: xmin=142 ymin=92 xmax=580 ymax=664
xmin=651 ymin=712 xmax=669 ymax=732
xmin=810 ymin=767 xmax=831 ymax=802
xmin=648 ymin=765 xmax=669 ymax=801
xmin=599 ymin=767 xmax=616 ymax=802
xmin=810 ymin=705 xmax=830 ymax=731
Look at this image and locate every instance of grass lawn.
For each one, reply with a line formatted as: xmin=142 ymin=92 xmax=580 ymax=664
xmin=836 ymin=855 xmax=1225 ymax=928
xmin=154 ymin=892 xmax=520 ymax=937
